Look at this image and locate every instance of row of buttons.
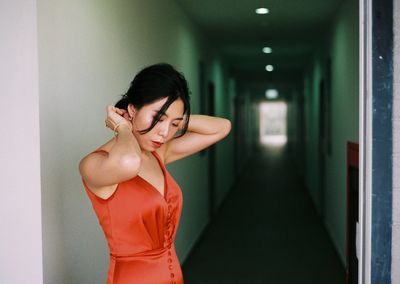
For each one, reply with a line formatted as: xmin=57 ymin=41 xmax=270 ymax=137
xmin=166 ymin=202 xmax=176 ymax=284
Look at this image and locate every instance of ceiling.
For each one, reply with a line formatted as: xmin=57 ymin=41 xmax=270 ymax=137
xmin=176 ymin=0 xmax=343 ymax=85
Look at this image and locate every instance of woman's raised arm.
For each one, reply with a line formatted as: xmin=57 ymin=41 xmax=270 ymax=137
xmin=79 ymin=106 xmax=142 ymax=190
xmin=159 ymin=114 xmax=231 ymax=164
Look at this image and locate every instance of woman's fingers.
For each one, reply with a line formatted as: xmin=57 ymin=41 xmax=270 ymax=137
xmin=115 ymin=108 xmax=127 ymax=116
xmin=105 ymin=105 xmax=132 ymax=131
xmin=122 ymin=111 xmax=130 ymax=120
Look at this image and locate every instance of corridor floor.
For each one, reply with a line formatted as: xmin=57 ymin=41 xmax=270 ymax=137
xmin=182 ymin=145 xmax=345 ymax=284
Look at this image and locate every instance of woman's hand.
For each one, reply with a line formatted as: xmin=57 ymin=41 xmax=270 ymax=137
xmin=79 ymin=105 xmax=141 ymax=196
xmin=105 ymin=105 xmax=133 ymax=132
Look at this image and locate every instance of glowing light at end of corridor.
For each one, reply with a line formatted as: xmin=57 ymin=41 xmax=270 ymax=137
xmin=255 ymin=8 xmax=269 ymax=14
xmin=260 ymin=135 xmax=287 ymax=145
xmin=259 ymin=102 xmax=287 ymax=146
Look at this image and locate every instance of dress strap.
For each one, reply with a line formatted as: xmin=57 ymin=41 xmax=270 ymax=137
xmin=151 ymin=151 xmax=165 ymax=167
xmin=92 ymin=148 xmax=109 ymax=154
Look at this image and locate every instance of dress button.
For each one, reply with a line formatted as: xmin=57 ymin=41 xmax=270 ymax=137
xmin=168 ymin=258 xmax=172 ymax=263
xmin=168 ymin=251 xmax=172 ymax=256
xmin=170 ymin=273 xmax=175 ymax=278
xmin=169 ymin=265 xmax=173 ymax=270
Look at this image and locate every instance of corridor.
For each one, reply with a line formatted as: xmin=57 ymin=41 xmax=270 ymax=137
xmin=4 ymin=0 xmax=374 ymax=283
xmin=182 ymin=144 xmax=345 ymax=283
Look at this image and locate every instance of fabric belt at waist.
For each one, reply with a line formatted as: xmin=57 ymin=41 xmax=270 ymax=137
xmin=110 ymin=245 xmax=173 ymax=261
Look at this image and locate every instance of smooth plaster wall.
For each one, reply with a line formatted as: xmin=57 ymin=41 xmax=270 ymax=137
xmin=0 ymin=0 xmax=43 ymax=283
xmin=303 ymin=0 xmax=359 ymax=265
xmin=325 ymin=0 xmax=359 ymax=265
xmin=392 ymin=0 xmax=400 ymax=281
xmin=37 ymin=1 xmax=235 ymax=283
xmin=304 ymin=60 xmax=323 ymax=214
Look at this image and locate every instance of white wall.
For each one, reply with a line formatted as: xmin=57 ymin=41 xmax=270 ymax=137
xmin=37 ymin=0 xmax=235 ymax=283
xmin=392 ymin=0 xmax=400 ymax=281
xmin=0 ymin=1 xmax=43 ymax=283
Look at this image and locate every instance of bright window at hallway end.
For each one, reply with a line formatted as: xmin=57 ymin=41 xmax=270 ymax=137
xmin=259 ymin=101 xmax=287 ymax=146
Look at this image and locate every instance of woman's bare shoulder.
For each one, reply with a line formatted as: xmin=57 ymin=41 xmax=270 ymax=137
xmin=80 ymin=138 xmax=115 ymax=170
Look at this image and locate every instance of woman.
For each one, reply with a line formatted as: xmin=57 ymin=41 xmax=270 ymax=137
xmin=79 ymin=63 xmax=231 ymax=284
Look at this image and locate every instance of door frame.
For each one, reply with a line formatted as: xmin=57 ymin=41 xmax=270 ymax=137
xmin=359 ymin=0 xmax=393 ymax=283
xmin=207 ymin=81 xmax=216 ymax=218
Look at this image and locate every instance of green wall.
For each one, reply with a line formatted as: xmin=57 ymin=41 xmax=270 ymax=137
xmin=302 ymin=0 xmax=359 ymax=265
xmin=304 ymin=60 xmax=324 ymax=215
xmin=212 ymin=60 xmax=236 ymax=208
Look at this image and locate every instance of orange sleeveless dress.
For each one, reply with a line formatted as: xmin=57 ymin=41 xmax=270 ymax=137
xmin=82 ymin=150 xmax=184 ymax=284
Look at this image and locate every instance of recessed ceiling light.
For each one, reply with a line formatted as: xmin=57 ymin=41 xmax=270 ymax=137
xmin=255 ymin=8 xmax=269 ymax=14
xmin=265 ymin=89 xmax=278 ymax=99
xmin=265 ymin=65 xmax=274 ymax=72
xmin=262 ymin=47 xmax=272 ymax=54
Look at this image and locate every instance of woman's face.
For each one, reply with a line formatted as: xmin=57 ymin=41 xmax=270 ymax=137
xmin=129 ymin=97 xmax=185 ymax=152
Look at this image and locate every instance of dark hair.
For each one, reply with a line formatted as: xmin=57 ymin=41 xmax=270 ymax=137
xmin=115 ymin=63 xmax=191 ymax=137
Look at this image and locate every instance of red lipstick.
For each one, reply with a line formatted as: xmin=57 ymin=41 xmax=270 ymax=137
xmin=152 ymin=141 xmax=163 ymax=148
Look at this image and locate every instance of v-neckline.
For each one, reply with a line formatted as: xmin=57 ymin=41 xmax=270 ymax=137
xmin=137 ymin=151 xmax=167 ymax=201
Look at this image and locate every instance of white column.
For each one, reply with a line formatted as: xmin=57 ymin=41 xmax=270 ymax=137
xmin=0 ymin=1 xmax=43 ymax=283
xmin=392 ymin=0 xmax=400 ymax=282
